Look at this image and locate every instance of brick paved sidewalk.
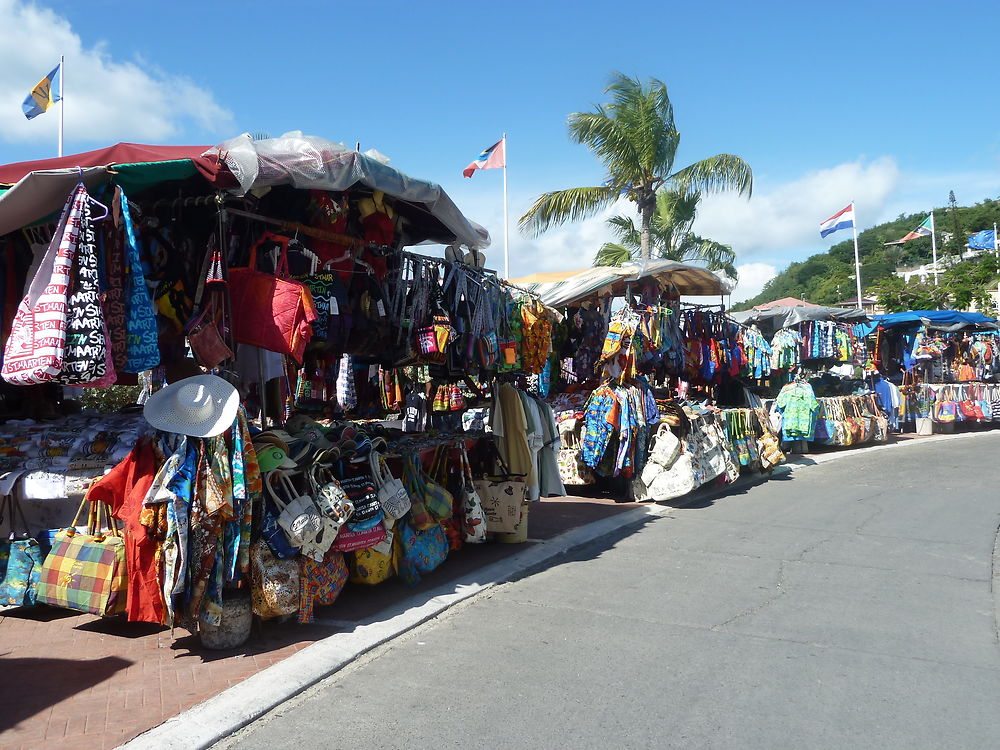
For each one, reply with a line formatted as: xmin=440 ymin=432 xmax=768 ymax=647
xmin=0 ymin=496 xmax=640 ymax=750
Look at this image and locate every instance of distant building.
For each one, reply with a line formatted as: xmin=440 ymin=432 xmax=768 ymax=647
xmin=752 ymin=296 xmax=819 ymax=310
xmin=832 ymin=296 xmax=883 ymax=315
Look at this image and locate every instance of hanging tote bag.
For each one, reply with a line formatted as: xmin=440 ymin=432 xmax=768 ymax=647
xmin=395 ymin=517 xmax=448 ymax=587
xmin=1 ymin=185 xmax=86 ymax=385
xmin=0 ymin=495 xmax=44 ymax=608
xmin=228 ymin=236 xmax=318 ymax=363
xmin=458 ymin=445 xmax=488 ymax=543
xmin=36 ymin=498 xmax=127 ymax=616
xmin=119 ymin=189 xmax=161 ymax=372
xmin=370 ymin=452 xmax=411 ymax=520
xmin=265 ymin=472 xmax=325 ymax=547
xmin=58 ymin=196 xmax=109 ymax=385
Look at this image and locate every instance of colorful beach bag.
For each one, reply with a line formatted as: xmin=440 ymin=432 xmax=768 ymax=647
xmin=119 ymin=189 xmax=161 ymax=373
xmin=396 ymin=518 xmax=448 ymax=587
xmin=0 ymin=495 xmax=44 ymax=607
xmin=36 ymin=499 xmax=127 ymax=616
xmin=1 ymin=185 xmax=86 ymax=385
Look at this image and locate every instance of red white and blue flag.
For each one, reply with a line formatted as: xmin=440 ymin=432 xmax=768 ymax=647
xmin=819 ymin=204 xmax=855 ymax=238
xmin=463 ymin=138 xmax=505 ymax=178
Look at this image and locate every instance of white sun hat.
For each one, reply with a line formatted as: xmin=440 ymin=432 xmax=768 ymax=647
xmin=143 ymin=374 xmax=240 ymax=437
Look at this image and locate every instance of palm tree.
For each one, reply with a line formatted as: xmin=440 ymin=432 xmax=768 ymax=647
xmin=593 ymin=188 xmax=739 ymax=279
xmin=519 ymin=72 xmax=752 ymax=260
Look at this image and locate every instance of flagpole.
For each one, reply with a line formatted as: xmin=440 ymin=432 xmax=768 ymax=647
xmin=851 ymin=201 xmax=863 ymax=308
xmin=930 ymin=210 xmax=939 ymax=286
xmin=502 ymin=133 xmax=509 ymax=279
xmin=58 ymin=55 xmax=64 ymax=158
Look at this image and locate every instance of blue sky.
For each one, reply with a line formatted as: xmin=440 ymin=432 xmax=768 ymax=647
xmin=1 ymin=0 xmax=998 ymax=300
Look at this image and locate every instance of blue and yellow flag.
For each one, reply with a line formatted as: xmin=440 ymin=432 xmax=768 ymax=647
xmin=22 ymin=63 xmax=62 ymax=120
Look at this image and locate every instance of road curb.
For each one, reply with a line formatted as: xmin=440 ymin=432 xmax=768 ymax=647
xmin=120 ymin=503 xmax=677 ymax=750
xmin=120 ymin=428 xmax=1000 ymax=749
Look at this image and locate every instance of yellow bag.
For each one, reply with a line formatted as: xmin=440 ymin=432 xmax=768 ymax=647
xmin=348 ymin=539 xmax=396 ymax=585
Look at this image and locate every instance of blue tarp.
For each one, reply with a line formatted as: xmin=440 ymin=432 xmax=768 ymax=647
xmin=874 ymin=310 xmax=997 ymax=330
xmin=967 ymin=229 xmax=996 ymax=251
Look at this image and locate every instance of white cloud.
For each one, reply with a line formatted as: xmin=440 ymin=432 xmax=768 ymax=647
xmin=694 ymin=158 xmax=902 ymax=260
xmin=0 ymin=0 xmax=231 ymax=148
xmin=730 ymin=262 xmax=778 ymax=303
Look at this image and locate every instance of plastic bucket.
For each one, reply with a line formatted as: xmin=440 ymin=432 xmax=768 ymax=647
xmin=495 ymin=503 xmax=529 ymax=544
xmin=915 ymin=418 xmax=933 ymax=436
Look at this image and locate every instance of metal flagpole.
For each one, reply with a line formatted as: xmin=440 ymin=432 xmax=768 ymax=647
xmin=930 ymin=210 xmax=939 ymax=286
xmin=502 ymin=133 xmax=509 ymax=279
xmin=58 ymin=55 xmax=64 ymax=158
xmin=850 ymin=201 xmax=863 ymax=307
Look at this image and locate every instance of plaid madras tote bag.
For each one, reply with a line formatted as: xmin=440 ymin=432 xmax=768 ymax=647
xmin=36 ymin=497 xmax=127 ymax=616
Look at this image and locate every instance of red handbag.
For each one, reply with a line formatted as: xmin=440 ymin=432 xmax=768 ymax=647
xmin=228 ymin=234 xmax=317 ymax=363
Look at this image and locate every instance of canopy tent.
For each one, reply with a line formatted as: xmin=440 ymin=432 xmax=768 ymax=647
xmin=0 ymin=133 xmax=489 ymax=249
xmin=729 ymin=305 xmax=870 ymax=336
xmin=873 ymin=309 xmax=998 ymax=332
xmin=508 ymin=259 xmax=731 ymax=307
xmin=205 ymin=133 xmax=489 ymax=249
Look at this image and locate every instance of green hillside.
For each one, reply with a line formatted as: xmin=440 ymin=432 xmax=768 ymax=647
xmin=733 ymin=197 xmax=1000 ymax=310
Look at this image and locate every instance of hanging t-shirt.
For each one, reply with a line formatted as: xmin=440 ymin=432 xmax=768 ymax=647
xmin=403 ymin=393 xmax=428 ymax=433
xmin=87 ymin=439 xmax=163 ymax=624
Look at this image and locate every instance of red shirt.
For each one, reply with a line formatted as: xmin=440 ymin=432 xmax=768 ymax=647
xmin=88 ymin=440 xmax=163 ymax=624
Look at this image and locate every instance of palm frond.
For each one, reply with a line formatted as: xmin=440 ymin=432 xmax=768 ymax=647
xmin=605 ymin=72 xmax=679 ymax=180
xmin=673 ymin=235 xmax=739 ymax=279
xmin=594 ymin=242 xmax=634 ymax=267
xmin=606 ymin=215 xmax=640 ymax=248
xmin=670 ymin=154 xmax=753 ymax=197
xmin=567 ymin=111 xmax=642 ymax=188
xmin=518 ymin=185 xmax=617 ymax=237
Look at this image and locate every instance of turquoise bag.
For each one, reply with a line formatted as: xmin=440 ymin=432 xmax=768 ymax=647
xmin=396 ymin=517 xmax=448 ymax=587
xmin=119 ymin=189 xmax=161 ymax=372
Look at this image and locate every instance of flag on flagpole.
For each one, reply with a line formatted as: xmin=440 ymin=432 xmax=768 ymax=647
xmin=463 ymin=138 xmax=505 ymax=178
xmin=819 ymin=204 xmax=855 ymax=238
xmin=22 ymin=63 xmax=62 ymax=120
xmin=896 ymin=214 xmax=933 ymax=243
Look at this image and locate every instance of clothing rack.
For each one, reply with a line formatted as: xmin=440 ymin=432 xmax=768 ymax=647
xmin=224 ymin=206 xmax=365 ymax=247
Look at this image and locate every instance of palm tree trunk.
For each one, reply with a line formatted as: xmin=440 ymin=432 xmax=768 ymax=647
xmin=638 ymin=193 xmax=653 ymax=260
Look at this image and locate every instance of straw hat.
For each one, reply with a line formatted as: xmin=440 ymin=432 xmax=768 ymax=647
xmin=143 ymin=375 xmax=239 ymax=437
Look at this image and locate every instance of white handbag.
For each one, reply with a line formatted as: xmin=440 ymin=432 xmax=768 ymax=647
xmin=370 ymin=452 xmax=411 ymax=520
xmin=647 ymin=453 xmax=697 ymax=501
xmin=267 ymin=472 xmax=325 ymax=547
xmin=308 ymin=462 xmax=354 ymax=525
xmin=647 ymin=423 xmax=681 ymax=468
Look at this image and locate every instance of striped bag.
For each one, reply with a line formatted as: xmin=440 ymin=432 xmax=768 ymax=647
xmin=1 ymin=185 xmax=86 ymax=385
xmin=36 ymin=499 xmax=127 ymax=616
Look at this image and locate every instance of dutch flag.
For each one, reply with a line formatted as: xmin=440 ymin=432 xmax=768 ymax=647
xmin=819 ymin=204 xmax=855 ymax=238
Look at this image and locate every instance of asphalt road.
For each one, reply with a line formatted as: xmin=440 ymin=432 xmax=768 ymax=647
xmin=219 ymin=433 xmax=1000 ymax=750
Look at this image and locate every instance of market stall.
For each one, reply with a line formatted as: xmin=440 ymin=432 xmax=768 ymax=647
xmin=869 ymin=310 xmax=1000 ymax=433
xmin=0 ymin=133 xmax=566 ymax=644
xmin=510 ymin=261 xmax=786 ymax=505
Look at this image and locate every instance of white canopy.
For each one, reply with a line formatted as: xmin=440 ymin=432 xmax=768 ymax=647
xmin=509 ymin=259 xmax=732 ymax=307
